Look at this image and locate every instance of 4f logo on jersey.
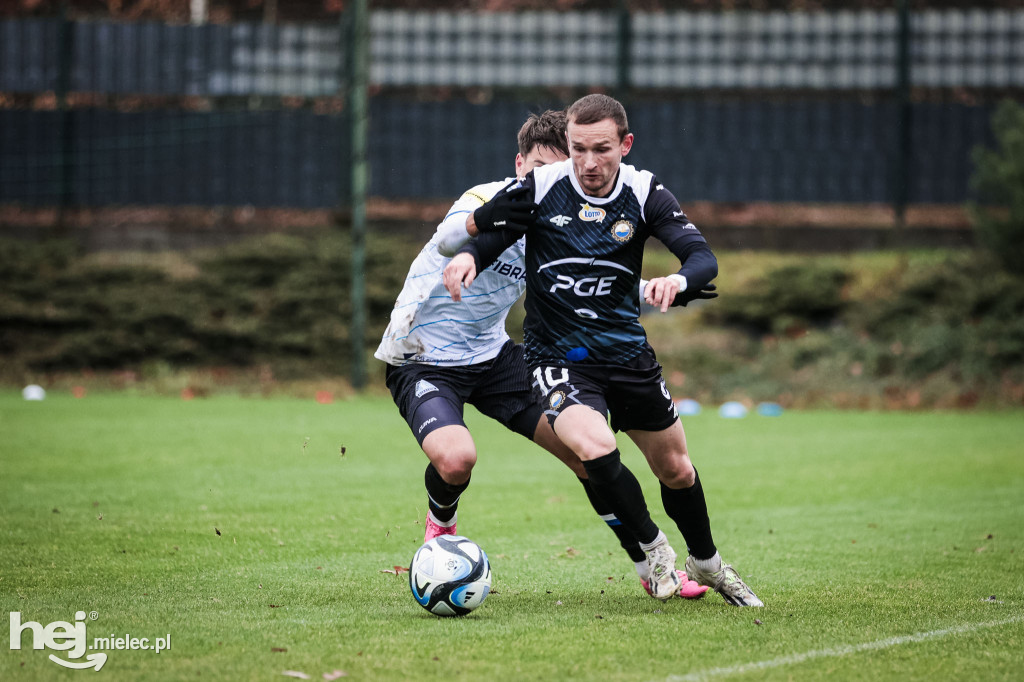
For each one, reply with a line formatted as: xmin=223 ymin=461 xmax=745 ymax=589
xmin=578 ymin=203 xmax=606 ymax=223
xmin=549 ymin=215 xmax=572 ymax=227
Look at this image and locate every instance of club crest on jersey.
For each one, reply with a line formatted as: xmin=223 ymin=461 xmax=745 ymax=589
xmin=415 ymin=380 xmax=439 ymax=398
xmin=578 ymin=203 xmax=606 ymax=223
xmin=548 ymin=391 xmax=567 ymax=410
xmin=611 ymin=220 xmax=634 ymax=243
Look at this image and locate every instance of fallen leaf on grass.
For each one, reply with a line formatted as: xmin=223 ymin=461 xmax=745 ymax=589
xmin=271 ymin=647 xmax=288 ymax=653
xmin=323 ymin=671 xmax=347 ymax=680
xmin=281 ymin=671 xmax=309 ymax=679
xmin=215 ymin=527 xmax=221 ymax=536
xmin=380 ymin=566 xmax=409 ymax=575
xmin=754 ymin=619 xmax=763 ymax=625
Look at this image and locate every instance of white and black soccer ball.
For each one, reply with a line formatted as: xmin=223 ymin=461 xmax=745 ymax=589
xmin=409 ymin=535 xmax=491 ymax=617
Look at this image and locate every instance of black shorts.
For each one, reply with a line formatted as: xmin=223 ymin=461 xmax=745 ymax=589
xmin=530 ymin=345 xmax=679 ymax=433
xmin=385 ymin=340 xmax=543 ymax=445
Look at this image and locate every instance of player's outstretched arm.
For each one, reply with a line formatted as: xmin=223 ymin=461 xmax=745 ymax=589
xmin=443 ymin=253 xmax=478 ymax=302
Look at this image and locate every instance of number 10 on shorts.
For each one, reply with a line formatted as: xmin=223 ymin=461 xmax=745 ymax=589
xmin=532 ymin=366 xmax=569 ymax=396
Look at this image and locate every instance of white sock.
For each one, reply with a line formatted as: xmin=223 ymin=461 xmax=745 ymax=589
xmin=693 ymin=552 xmax=722 ymax=572
xmin=427 ymin=510 xmax=457 ymax=528
xmin=638 ymin=530 xmax=669 ymax=553
xmin=635 ymin=561 xmax=650 ymax=581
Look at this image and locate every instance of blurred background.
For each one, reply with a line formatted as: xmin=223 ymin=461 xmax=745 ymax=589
xmin=1 ymin=0 xmax=1022 ymax=408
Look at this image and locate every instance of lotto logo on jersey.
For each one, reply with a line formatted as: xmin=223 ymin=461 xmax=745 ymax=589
xmin=578 ymin=203 xmax=606 ymax=223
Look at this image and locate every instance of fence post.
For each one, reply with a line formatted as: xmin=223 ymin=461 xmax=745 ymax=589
xmin=615 ymin=0 xmax=632 ymax=102
xmin=347 ymin=0 xmax=370 ymax=389
xmin=892 ymin=0 xmax=913 ymax=239
xmin=56 ymin=1 xmax=74 ymax=231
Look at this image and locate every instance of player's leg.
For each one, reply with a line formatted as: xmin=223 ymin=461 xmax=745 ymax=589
xmin=528 ymin=414 xmax=648 ymax=575
xmin=629 ymin=424 xmax=761 ymax=606
xmin=469 ymin=342 xmax=649 ymax=573
xmin=385 ymin=365 xmax=476 ymax=542
xmin=420 ymin=420 xmax=475 ymax=540
xmin=533 ymin=363 xmax=681 ymax=601
xmin=614 ymin=353 xmax=763 ymax=606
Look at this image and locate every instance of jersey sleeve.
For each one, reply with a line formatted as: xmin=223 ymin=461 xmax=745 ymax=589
xmin=455 ymin=174 xmax=536 ymax=271
xmin=435 ymin=183 xmax=501 ymax=257
xmin=644 ymin=176 xmax=718 ymax=290
xmin=644 ymin=177 xmax=707 ymax=251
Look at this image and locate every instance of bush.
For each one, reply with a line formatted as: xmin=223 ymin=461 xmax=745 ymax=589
xmin=703 ymin=263 xmax=848 ymax=334
xmin=0 ymin=233 xmax=420 ymax=377
xmin=969 ymin=99 xmax=1024 ymax=274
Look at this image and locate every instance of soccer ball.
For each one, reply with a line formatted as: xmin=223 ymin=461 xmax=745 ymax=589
xmin=409 ymin=535 xmax=491 ymax=617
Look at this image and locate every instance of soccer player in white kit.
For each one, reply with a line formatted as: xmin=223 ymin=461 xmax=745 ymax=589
xmin=376 ymin=110 xmax=707 ymax=600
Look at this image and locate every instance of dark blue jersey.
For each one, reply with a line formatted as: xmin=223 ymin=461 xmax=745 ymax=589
xmin=460 ymin=159 xmax=715 ymax=365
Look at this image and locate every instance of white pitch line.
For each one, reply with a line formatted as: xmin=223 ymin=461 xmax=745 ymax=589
xmin=665 ymin=614 xmax=1024 ymax=682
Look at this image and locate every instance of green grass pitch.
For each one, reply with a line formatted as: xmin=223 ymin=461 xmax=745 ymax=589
xmin=2 ymin=392 xmax=1022 ymax=681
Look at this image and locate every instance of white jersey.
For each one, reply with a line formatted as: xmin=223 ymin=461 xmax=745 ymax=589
xmin=374 ymin=179 xmax=527 ymax=367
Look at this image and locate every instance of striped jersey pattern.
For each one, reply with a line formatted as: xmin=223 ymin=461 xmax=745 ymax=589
xmin=519 ymin=159 xmax=707 ymax=365
xmin=374 ymin=179 xmax=527 ymax=366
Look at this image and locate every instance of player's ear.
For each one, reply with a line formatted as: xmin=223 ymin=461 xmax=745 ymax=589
xmin=620 ymin=133 xmax=634 ymax=157
xmin=514 ymin=153 xmax=525 ymax=178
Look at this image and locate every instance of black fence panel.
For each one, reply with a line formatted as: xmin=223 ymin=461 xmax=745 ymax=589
xmin=0 ymin=98 xmax=998 ymax=207
xmin=0 ymin=108 xmax=347 ymax=207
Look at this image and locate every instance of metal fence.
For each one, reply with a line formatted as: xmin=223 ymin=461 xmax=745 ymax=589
xmin=1 ymin=8 xmax=1022 ymax=209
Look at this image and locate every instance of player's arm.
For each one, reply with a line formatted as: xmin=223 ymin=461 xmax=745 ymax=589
xmin=443 ymin=229 xmax=518 ymax=302
xmin=644 ymin=178 xmax=719 ymax=312
xmin=444 ymin=175 xmax=539 ymax=301
xmin=435 ymin=185 xmax=495 ymax=256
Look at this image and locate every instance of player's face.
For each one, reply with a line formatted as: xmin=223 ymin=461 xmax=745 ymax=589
xmin=515 ymin=145 xmax=568 ymax=178
xmin=567 ymin=118 xmax=633 ymax=197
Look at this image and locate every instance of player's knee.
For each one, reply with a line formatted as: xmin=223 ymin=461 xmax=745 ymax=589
xmin=660 ymin=459 xmax=696 ymax=489
xmin=433 ymin=448 xmax=477 ymax=483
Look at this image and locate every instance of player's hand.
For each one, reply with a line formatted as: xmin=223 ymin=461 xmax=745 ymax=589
xmin=472 ymin=185 xmax=537 ymax=233
xmin=672 ymin=283 xmax=718 ymax=307
xmin=443 ymin=253 xmax=478 ymax=302
xmin=644 ymin=275 xmax=685 ymax=313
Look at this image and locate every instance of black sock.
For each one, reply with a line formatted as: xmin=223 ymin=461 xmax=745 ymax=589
xmin=424 ymin=463 xmax=468 ymax=524
xmin=578 ymin=477 xmax=646 ymax=563
xmin=581 ymin=450 xmax=660 ymax=546
xmin=660 ymin=467 xmax=717 ymax=560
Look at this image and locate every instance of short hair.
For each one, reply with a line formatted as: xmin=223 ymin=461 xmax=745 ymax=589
xmin=567 ymin=94 xmax=630 ymax=141
xmin=517 ymin=109 xmax=569 ymax=157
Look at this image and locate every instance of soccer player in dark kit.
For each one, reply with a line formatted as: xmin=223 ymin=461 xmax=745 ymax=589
xmin=444 ymin=94 xmax=762 ymax=606
xmin=377 ymin=109 xmax=707 ymax=600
